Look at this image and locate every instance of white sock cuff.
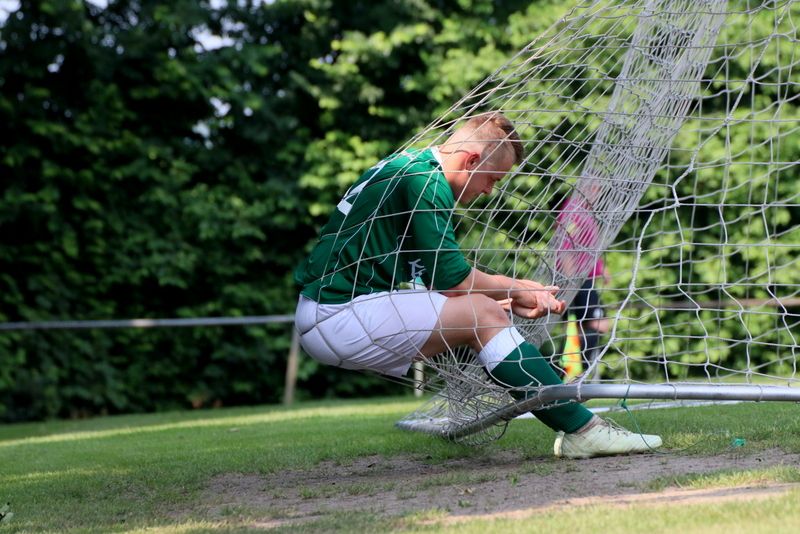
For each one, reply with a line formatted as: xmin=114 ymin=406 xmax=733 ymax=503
xmin=477 ymin=327 xmax=526 ymax=371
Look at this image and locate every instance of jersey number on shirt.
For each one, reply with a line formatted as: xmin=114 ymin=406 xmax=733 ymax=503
xmin=336 ymin=158 xmax=392 ymax=215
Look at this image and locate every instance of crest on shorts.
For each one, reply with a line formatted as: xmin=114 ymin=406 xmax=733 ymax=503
xmin=408 ymin=259 xmax=426 ymax=280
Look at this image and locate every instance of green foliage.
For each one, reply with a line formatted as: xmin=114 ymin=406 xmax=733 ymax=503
xmin=0 ymin=1 xmax=530 ymax=421
xmin=1 ymin=1 xmax=796 ymax=420
xmin=600 ymin=6 xmax=800 ymax=380
xmin=2 ymin=1 xmax=299 ymax=420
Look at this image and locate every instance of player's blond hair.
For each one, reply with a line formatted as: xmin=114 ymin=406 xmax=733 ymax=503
xmin=460 ymin=112 xmax=524 ymax=165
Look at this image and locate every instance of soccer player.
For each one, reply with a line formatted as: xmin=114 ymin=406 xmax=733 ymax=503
xmin=294 ymin=112 xmax=661 ymax=458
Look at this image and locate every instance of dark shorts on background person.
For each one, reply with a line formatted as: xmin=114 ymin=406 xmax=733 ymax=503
xmin=567 ymin=278 xmax=604 ymax=355
xmin=568 ymin=278 xmax=602 ymax=323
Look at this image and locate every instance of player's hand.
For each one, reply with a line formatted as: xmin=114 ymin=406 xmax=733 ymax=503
xmin=500 ymin=299 xmax=562 ymax=319
xmin=500 ymin=281 xmax=566 ymax=318
xmin=509 ymin=279 xmax=566 ymax=315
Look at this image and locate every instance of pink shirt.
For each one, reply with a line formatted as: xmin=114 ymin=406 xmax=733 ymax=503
xmin=555 ymin=195 xmax=604 ymax=279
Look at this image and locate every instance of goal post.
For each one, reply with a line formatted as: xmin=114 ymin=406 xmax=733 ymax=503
xmin=395 ymin=0 xmax=800 ymax=444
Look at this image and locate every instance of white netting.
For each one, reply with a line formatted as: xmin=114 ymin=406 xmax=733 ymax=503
xmin=395 ymin=0 xmax=800 ymax=444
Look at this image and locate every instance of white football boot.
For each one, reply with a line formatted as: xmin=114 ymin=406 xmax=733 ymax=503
xmin=553 ymin=416 xmax=662 ymax=459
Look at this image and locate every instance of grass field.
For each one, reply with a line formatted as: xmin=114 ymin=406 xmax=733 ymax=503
xmin=2 ymin=396 xmax=800 ymax=533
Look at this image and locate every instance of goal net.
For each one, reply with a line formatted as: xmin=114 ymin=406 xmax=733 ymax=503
xmin=393 ymin=0 xmax=800 ymax=444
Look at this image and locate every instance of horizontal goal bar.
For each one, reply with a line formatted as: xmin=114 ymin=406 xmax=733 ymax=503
xmin=406 ymin=383 xmax=800 ymax=441
xmin=546 ymin=383 xmax=800 ymax=403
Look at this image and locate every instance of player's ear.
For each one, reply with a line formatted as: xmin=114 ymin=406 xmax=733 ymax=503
xmin=466 ymin=152 xmax=481 ymax=170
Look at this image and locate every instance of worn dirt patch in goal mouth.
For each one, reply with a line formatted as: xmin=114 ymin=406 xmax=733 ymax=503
xmin=196 ymin=448 xmax=799 ymax=528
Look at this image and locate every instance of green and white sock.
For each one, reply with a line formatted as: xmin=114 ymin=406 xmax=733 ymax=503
xmin=477 ymin=327 xmax=593 ymax=433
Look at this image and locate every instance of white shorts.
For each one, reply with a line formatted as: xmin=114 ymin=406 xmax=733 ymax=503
xmin=295 ymin=290 xmax=448 ymax=377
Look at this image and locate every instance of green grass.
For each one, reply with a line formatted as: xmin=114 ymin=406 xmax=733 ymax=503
xmin=647 ymin=465 xmax=800 ymax=492
xmin=265 ymin=492 xmax=800 ymax=534
xmin=1 ymin=396 xmax=800 ymax=532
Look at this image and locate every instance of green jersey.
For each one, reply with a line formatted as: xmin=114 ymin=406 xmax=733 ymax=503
xmin=295 ymin=148 xmax=472 ymax=304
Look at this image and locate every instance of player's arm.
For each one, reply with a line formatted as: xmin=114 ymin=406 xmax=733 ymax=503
xmin=405 ymin=173 xmax=562 ymax=318
xmin=439 ymin=268 xmax=566 ymax=318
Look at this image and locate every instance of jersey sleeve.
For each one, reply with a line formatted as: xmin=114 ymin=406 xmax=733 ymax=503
xmin=406 ymin=173 xmax=472 ymax=290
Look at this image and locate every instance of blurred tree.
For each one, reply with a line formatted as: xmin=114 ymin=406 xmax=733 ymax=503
xmin=3 ymin=0 xmax=788 ymax=421
xmin=0 ymin=0 xmax=534 ymax=420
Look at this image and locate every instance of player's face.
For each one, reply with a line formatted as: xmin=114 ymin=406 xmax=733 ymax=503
xmin=458 ymin=151 xmax=514 ymax=205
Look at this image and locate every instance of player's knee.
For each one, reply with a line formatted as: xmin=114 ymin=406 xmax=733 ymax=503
xmin=469 ymin=294 xmax=510 ymax=327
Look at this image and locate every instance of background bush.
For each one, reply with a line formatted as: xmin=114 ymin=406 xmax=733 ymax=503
xmin=1 ymin=0 xmax=796 ymax=421
xmin=0 ymin=0 xmax=552 ymax=421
